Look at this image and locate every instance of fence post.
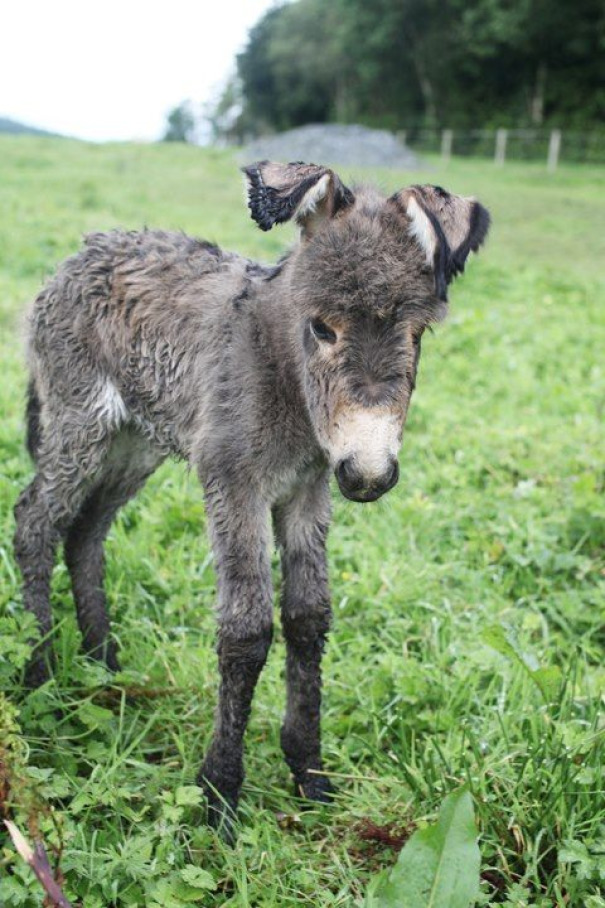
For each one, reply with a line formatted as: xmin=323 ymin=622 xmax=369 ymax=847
xmin=495 ymin=128 xmax=508 ymax=165
xmin=547 ymin=129 xmax=561 ymax=173
xmin=441 ymin=129 xmax=453 ymax=164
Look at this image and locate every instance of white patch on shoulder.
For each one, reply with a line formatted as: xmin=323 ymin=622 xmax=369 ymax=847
xmin=97 ymin=379 xmax=128 ymax=427
xmin=295 ymin=173 xmax=331 ymax=221
xmin=406 ymin=195 xmax=437 ymax=264
xmin=329 ymin=407 xmax=401 ymax=479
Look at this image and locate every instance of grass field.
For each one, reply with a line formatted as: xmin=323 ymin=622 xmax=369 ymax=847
xmin=0 ymin=136 xmax=604 ymax=907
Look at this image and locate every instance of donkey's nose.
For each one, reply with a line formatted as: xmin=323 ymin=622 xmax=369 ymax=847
xmin=335 ymin=457 xmax=364 ymax=495
xmin=335 ymin=457 xmax=399 ymax=502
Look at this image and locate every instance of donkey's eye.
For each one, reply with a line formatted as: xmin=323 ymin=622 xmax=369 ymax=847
xmin=310 ymin=319 xmax=337 ymax=344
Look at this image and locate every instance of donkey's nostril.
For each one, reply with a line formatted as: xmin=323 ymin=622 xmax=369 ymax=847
xmin=335 ymin=457 xmax=362 ymax=493
xmin=385 ymin=458 xmax=399 ymax=491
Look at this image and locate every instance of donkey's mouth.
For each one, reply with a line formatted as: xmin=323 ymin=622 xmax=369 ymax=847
xmin=339 ymin=486 xmax=388 ymax=503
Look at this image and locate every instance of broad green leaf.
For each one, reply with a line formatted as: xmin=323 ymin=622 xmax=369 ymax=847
xmin=558 ymin=840 xmax=596 ymax=880
xmin=147 ymin=870 xmax=216 ymax=906
xmin=76 ymin=702 xmax=115 ymax=729
xmin=172 ymin=883 xmax=211 ymax=903
xmin=531 ymin=666 xmax=563 ymax=700
xmin=368 ymin=787 xmax=480 ymax=908
xmin=559 ymin=839 xmax=591 ymax=864
xmin=175 ymin=785 xmax=203 ymax=807
xmin=0 ymin=876 xmax=30 ymax=905
xmin=482 ymin=624 xmax=561 ymax=700
xmin=482 ymin=624 xmax=536 ymax=671
xmin=147 ymin=878 xmax=189 ymax=908
xmin=180 ymin=866 xmax=216 ymax=890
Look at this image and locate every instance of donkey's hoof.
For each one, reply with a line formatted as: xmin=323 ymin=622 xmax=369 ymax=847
xmin=84 ymin=640 xmax=121 ymax=673
xmin=23 ymin=655 xmax=52 ymax=690
xmin=105 ymin=650 xmax=121 ymax=673
xmin=102 ymin=644 xmax=121 ymax=674
xmin=202 ymin=788 xmax=238 ymax=844
xmin=198 ymin=768 xmax=239 ymax=844
xmin=295 ymin=772 xmax=336 ymax=804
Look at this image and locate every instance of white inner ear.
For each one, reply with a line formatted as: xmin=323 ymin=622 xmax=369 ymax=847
xmin=407 ymin=195 xmax=437 ymax=265
xmin=294 ymin=173 xmax=331 ymax=223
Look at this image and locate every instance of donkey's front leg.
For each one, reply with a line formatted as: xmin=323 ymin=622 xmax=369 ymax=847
xmin=198 ymin=479 xmax=273 ymax=838
xmin=273 ymin=472 xmax=334 ymax=802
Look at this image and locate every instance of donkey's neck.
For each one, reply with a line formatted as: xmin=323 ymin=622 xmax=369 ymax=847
xmin=249 ymin=267 xmax=323 ymax=464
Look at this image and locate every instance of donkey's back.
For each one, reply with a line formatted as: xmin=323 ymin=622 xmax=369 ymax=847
xmin=29 ymin=229 xmax=250 ymax=458
xmin=30 ymin=229 xmax=244 ymax=380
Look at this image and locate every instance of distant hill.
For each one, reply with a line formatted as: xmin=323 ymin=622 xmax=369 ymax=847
xmin=0 ymin=117 xmax=61 ymax=137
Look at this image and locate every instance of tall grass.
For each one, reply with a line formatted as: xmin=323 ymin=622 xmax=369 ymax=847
xmin=0 ymin=137 xmax=603 ymax=906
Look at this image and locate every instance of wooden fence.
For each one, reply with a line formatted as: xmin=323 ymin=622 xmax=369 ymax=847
xmin=399 ymin=128 xmax=605 ymax=170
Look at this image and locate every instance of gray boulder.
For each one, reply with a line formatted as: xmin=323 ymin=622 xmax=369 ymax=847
xmin=241 ymin=123 xmax=420 ymax=169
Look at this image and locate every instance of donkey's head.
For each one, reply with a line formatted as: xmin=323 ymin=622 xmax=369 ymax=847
xmin=244 ymin=161 xmax=490 ymax=502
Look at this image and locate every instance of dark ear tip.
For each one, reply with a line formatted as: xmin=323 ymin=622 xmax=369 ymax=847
xmin=242 ymin=161 xmax=276 ymax=231
xmin=242 ymin=160 xmax=269 ymax=177
xmin=447 ymin=201 xmax=491 ymax=283
xmin=472 ymin=202 xmax=491 ymax=250
xmin=241 ymin=160 xmax=353 ymax=233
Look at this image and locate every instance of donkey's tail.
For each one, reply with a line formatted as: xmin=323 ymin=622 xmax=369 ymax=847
xmin=25 ymin=378 xmax=42 ymax=461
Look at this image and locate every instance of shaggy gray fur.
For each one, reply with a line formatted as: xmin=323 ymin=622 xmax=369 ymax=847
xmin=14 ymin=161 xmax=489 ymax=838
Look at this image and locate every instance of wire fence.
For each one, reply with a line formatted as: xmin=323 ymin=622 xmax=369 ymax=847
xmin=400 ymin=128 xmax=605 ymax=169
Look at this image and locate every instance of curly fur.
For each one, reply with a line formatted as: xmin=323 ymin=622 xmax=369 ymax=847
xmin=14 ymin=162 xmax=489 ymax=838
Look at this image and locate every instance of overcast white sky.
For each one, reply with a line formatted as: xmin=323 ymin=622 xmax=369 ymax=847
xmin=1 ymin=0 xmax=277 ymax=141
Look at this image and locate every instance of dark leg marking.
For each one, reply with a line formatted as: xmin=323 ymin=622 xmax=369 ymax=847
xmin=199 ymin=627 xmax=273 ymax=840
xmin=197 ymin=476 xmax=274 ymax=840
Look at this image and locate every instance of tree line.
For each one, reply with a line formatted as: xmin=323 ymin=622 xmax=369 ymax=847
xmin=203 ymin=0 xmax=603 ymax=142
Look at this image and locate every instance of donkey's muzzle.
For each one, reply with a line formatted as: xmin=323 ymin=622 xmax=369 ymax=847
xmin=335 ymin=457 xmax=399 ymax=503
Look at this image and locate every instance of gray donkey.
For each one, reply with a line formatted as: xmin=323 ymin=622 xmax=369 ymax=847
xmin=14 ymin=161 xmax=489 ymax=835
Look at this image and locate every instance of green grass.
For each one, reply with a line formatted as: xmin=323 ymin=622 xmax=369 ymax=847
xmin=0 ymin=136 xmax=604 ymax=907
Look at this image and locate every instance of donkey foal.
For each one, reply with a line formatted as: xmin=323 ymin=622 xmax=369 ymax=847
xmin=14 ymin=161 xmax=489 ymax=836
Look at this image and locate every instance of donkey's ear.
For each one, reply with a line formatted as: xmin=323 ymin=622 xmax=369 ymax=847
xmin=243 ymin=161 xmax=354 ymax=235
xmin=391 ymin=185 xmax=490 ymax=300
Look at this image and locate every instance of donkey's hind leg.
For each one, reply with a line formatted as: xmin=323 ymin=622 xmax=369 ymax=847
xmin=14 ymin=477 xmax=61 ymax=688
xmin=14 ymin=415 xmax=115 ymax=687
xmin=64 ymin=430 xmax=162 ymax=670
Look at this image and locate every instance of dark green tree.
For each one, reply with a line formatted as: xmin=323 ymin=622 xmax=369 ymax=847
xmin=163 ymin=102 xmax=196 ymax=143
xmin=211 ymin=0 xmax=604 ymax=138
